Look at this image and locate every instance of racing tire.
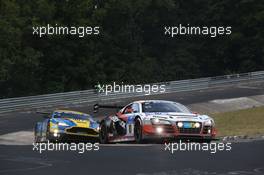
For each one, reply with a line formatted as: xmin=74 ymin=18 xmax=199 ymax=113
xmin=99 ymin=122 xmax=109 ymax=144
xmin=46 ymin=122 xmax=51 ymax=142
xmin=134 ymin=118 xmax=143 ymax=143
xmin=34 ymin=124 xmax=42 ymax=143
xmin=34 ymin=132 xmax=40 ymax=143
xmin=45 ymin=122 xmax=57 ymax=143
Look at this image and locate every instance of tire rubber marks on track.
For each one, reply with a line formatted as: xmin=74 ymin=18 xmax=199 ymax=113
xmin=0 ymin=131 xmax=153 ymax=146
xmin=0 ymin=131 xmax=33 ymax=145
xmin=137 ymin=168 xmax=264 ymax=175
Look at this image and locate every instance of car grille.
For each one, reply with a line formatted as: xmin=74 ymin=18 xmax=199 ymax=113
xmin=176 ymin=122 xmax=202 ymax=134
xmin=178 ymin=128 xmax=201 ymax=134
xmin=66 ymin=127 xmax=98 ymax=135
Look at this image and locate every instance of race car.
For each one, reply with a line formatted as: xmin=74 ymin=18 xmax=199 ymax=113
xmin=34 ymin=110 xmax=99 ymax=142
xmin=95 ymin=100 xmax=217 ymax=143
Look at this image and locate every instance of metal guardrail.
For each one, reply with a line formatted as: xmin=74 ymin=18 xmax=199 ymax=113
xmin=0 ymin=70 xmax=264 ymax=114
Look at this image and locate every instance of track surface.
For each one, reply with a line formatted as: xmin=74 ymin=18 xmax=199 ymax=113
xmin=0 ymin=83 xmax=264 ymax=175
xmin=1 ymin=141 xmax=264 ymax=175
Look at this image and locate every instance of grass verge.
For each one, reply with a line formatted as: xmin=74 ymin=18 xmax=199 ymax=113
xmin=212 ymin=106 xmax=264 ymax=137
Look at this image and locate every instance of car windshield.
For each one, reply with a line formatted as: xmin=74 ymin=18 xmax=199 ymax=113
xmin=142 ymin=101 xmax=191 ymax=113
xmin=52 ymin=112 xmax=91 ymax=120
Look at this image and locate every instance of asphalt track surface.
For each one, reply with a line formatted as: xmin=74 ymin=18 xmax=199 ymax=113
xmin=0 ymin=83 xmax=264 ymax=175
xmin=1 ymin=140 xmax=264 ymax=175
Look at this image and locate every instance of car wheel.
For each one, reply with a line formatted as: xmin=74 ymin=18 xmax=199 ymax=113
xmin=99 ymin=122 xmax=109 ymax=144
xmin=34 ymin=132 xmax=39 ymax=143
xmin=46 ymin=122 xmax=55 ymax=143
xmin=34 ymin=126 xmax=39 ymax=143
xmin=134 ymin=118 xmax=143 ymax=143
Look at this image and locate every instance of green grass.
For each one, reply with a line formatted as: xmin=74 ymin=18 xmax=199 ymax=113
xmin=211 ymin=106 xmax=264 ymax=137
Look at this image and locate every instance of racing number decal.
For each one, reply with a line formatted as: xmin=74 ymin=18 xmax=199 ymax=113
xmin=126 ymin=124 xmax=134 ymax=135
xmin=127 ymin=124 xmax=132 ymax=134
xmin=126 ymin=116 xmax=134 ymax=135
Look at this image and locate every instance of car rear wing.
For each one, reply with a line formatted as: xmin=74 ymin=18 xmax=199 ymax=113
xmin=93 ymin=103 xmax=124 ymax=113
xmin=36 ymin=111 xmax=50 ymax=115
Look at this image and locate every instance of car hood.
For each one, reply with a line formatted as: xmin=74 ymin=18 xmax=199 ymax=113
xmin=144 ymin=112 xmax=212 ymax=122
xmin=51 ymin=118 xmax=99 ymax=129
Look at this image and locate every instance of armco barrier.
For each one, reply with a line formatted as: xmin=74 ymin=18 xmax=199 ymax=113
xmin=0 ymin=70 xmax=264 ymax=114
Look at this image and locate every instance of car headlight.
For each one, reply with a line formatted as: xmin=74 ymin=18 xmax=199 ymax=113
xmin=204 ymin=120 xmax=213 ymax=126
xmin=58 ymin=122 xmax=69 ymax=126
xmin=177 ymin=122 xmax=183 ymax=128
xmin=194 ymin=122 xmax=201 ymax=128
xmin=151 ymin=118 xmax=170 ymax=125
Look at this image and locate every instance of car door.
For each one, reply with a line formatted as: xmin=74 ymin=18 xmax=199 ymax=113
xmin=119 ymin=103 xmax=140 ymax=136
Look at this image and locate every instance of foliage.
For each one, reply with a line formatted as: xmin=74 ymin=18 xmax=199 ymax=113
xmin=0 ymin=0 xmax=263 ymax=98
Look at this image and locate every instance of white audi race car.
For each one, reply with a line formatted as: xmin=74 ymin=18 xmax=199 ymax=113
xmin=96 ymin=100 xmax=217 ymax=143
